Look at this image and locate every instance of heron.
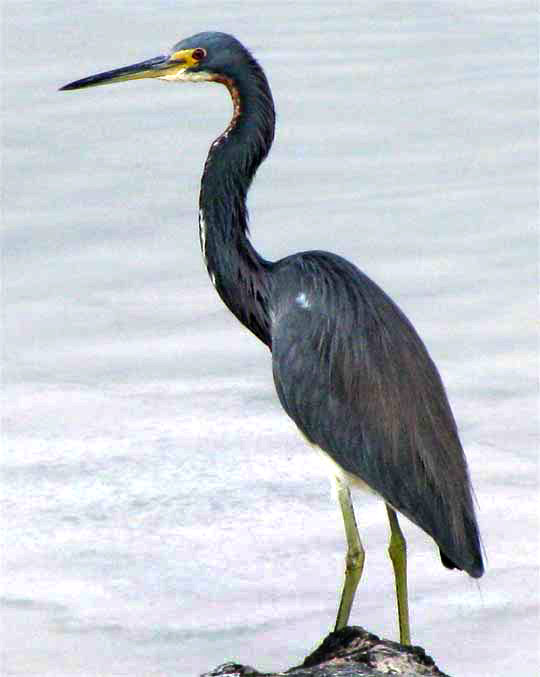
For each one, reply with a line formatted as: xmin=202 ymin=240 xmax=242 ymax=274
xmin=61 ymin=32 xmax=484 ymax=645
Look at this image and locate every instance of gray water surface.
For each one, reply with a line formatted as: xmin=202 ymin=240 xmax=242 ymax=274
xmin=3 ymin=3 xmax=538 ymax=676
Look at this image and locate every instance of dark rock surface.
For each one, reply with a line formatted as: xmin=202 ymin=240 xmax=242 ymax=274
xmin=201 ymin=626 xmax=451 ymax=677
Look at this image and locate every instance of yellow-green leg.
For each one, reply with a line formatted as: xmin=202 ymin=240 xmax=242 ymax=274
xmin=386 ymin=505 xmax=411 ymax=645
xmin=334 ymin=479 xmax=365 ymax=631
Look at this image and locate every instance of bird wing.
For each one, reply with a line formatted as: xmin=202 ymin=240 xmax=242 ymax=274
xmin=270 ymin=251 xmax=482 ymax=576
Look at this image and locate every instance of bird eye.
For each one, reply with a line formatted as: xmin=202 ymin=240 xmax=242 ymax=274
xmin=192 ymin=48 xmax=206 ymax=61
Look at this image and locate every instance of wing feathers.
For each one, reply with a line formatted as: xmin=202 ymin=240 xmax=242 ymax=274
xmin=270 ymin=251 xmax=483 ymax=577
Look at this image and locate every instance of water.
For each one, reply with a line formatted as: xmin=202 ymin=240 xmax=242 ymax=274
xmin=3 ymin=2 xmax=538 ymax=676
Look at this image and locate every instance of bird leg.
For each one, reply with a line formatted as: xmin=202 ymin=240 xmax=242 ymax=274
xmin=386 ymin=505 xmax=411 ymax=645
xmin=334 ymin=479 xmax=365 ymax=631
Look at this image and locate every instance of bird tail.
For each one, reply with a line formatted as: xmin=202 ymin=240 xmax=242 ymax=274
xmin=438 ymin=506 xmax=484 ymax=578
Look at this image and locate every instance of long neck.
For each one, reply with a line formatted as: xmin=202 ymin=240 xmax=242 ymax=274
xmin=199 ymin=58 xmax=275 ymax=347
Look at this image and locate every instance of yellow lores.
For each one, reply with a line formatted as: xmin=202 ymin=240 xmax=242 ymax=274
xmin=158 ymin=49 xmax=213 ymax=82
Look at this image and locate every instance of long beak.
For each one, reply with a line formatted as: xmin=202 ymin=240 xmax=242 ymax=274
xmin=59 ymin=54 xmax=186 ymax=91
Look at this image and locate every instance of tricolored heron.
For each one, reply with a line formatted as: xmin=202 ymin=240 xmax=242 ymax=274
xmin=61 ymin=32 xmax=484 ymax=645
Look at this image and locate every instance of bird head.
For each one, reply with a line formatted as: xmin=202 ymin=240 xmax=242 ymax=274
xmin=60 ymin=32 xmax=251 ymax=91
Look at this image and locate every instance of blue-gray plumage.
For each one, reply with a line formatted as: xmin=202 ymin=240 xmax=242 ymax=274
xmin=61 ymin=31 xmax=484 ymax=645
xmin=271 ymin=252 xmax=482 ymax=577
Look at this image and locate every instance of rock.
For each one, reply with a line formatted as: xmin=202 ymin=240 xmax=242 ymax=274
xmin=201 ymin=626 xmax=452 ymax=677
